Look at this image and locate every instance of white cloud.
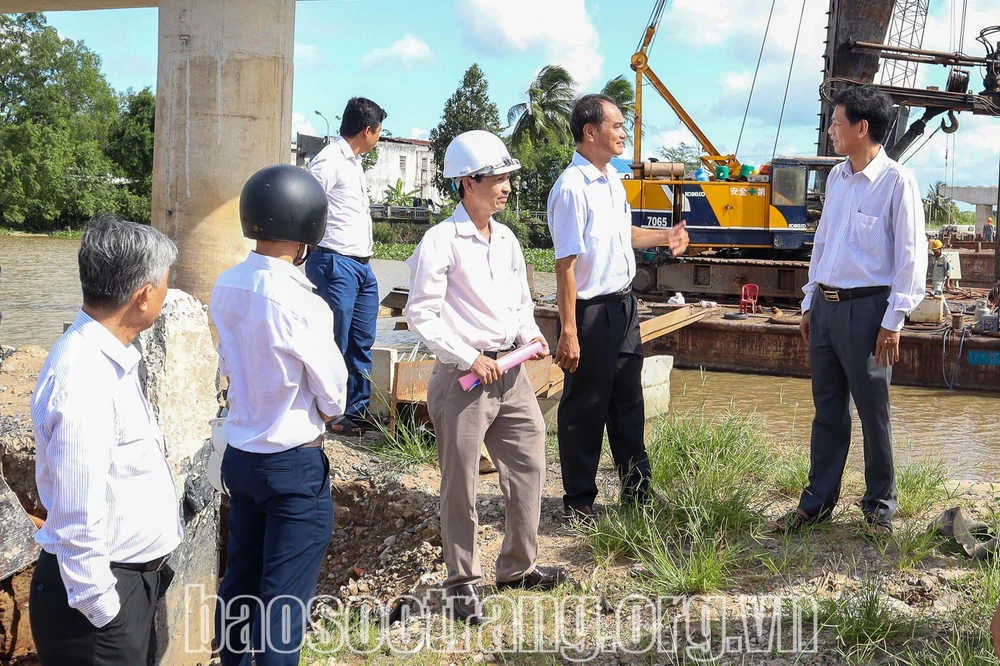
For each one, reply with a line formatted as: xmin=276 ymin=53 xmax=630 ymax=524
xmin=456 ymin=0 xmax=604 ymax=89
xmin=294 ymin=44 xmax=321 ymax=67
xmin=410 ymin=127 xmax=429 ymax=140
xmin=292 ymin=113 xmax=318 ymax=139
xmin=361 ymin=35 xmax=434 ymax=70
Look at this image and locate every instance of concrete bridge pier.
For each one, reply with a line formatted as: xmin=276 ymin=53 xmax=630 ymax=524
xmin=151 ymin=0 xmax=296 ymax=305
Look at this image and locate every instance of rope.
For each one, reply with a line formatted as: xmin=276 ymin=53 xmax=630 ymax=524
xmin=959 ymin=0 xmax=969 ymax=52
xmin=942 ymin=326 xmax=968 ymax=390
xmin=900 ymin=124 xmax=942 ymax=165
xmin=772 ymin=0 xmax=808 ymax=161
xmin=736 ymin=0 xmax=777 ymax=158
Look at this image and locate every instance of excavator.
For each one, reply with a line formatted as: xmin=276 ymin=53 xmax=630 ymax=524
xmin=627 ymin=0 xmax=1000 ymax=300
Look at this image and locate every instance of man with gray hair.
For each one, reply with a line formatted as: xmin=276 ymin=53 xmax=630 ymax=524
xmin=29 ymin=217 xmax=182 ymax=666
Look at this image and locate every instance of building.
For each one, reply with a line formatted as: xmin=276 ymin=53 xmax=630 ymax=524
xmin=293 ymin=133 xmax=444 ymax=206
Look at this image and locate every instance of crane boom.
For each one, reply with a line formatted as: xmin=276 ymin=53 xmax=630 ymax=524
xmin=631 ymin=0 xmax=739 ymax=175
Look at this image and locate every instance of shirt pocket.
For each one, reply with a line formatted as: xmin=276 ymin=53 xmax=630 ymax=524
xmin=850 ymin=212 xmax=885 ymax=251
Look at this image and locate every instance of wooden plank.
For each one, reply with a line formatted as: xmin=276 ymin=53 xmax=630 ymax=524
xmin=391 ymin=360 xmax=436 ymax=404
xmin=544 ymin=308 xmax=707 ymax=397
xmin=638 ymin=306 xmax=707 ymax=342
xmin=524 ymin=357 xmax=553 ymax=394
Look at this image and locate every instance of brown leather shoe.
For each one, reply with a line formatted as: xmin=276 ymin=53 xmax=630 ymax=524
xmin=496 ymin=566 xmax=571 ymax=591
xmin=446 ymin=584 xmax=482 ymax=625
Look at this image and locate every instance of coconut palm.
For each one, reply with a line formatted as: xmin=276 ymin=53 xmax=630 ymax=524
xmin=601 ymin=75 xmax=636 ymax=130
xmin=507 ymin=65 xmax=577 ymax=146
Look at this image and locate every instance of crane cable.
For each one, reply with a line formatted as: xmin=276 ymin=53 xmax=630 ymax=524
xmin=736 ymin=0 xmax=778 ymax=159
xmin=900 ymin=124 xmax=942 ymax=165
xmin=772 ymin=0 xmax=808 ymax=161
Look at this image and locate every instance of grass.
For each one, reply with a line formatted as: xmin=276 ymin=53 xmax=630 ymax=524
xmin=371 ymin=241 xmax=555 ymax=273
xmin=522 ymin=248 xmax=555 ymax=272
xmin=820 ymin=573 xmax=919 ymax=654
xmin=771 ymin=447 xmax=811 ymax=498
xmin=896 ymin=458 xmax=953 ymax=519
xmin=373 ymin=241 xmax=418 ymax=262
xmin=368 ymin=406 xmax=438 ymax=468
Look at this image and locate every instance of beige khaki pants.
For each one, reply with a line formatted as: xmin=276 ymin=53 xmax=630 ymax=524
xmin=427 ymin=360 xmax=546 ymax=590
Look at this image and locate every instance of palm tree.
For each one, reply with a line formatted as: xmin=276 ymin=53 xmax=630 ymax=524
xmin=601 ymin=75 xmax=635 ymax=130
xmin=507 ymin=65 xmax=577 ymax=146
xmin=923 ymin=181 xmax=950 ymax=227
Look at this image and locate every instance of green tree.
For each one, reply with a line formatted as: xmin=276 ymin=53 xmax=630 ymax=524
xmin=507 ymin=65 xmax=576 ymax=147
xmin=923 ymin=181 xmax=958 ymax=228
xmin=509 ymin=136 xmax=575 ymax=213
xmin=657 ymin=142 xmax=703 ymax=173
xmin=601 ymin=75 xmax=635 ymax=130
xmin=0 ymin=13 xmax=120 ymax=229
xmin=106 ymin=87 xmax=156 ymax=222
xmin=428 ymin=64 xmax=502 ymax=197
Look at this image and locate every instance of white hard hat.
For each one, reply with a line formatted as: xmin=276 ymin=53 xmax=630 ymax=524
xmin=443 ymin=130 xmax=521 ymax=180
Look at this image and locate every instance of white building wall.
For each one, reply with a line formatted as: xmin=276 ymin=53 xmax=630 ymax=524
xmin=365 ymin=140 xmax=444 ymax=205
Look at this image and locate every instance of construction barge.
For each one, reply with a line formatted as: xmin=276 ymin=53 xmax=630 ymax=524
xmin=532 ymin=304 xmax=1000 ymax=393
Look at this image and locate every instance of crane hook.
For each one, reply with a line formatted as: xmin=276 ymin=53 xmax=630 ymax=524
xmin=941 ymin=111 xmax=959 ymax=134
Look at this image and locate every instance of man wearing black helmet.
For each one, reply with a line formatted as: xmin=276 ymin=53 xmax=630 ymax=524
xmin=211 ymin=165 xmax=347 ymax=666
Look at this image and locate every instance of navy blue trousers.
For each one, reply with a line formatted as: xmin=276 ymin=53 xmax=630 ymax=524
xmin=215 ymin=445 xmax=334 ymax=666
xmin=305 ymin=249 xmax=379 ymax=417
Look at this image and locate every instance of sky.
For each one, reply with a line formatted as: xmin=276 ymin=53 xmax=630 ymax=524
xmin=42 ymin=0 xmax=1000 ymax=205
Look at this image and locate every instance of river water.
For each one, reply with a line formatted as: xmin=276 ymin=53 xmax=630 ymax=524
xmin=1 ymin=235 xmax=996 ymax=479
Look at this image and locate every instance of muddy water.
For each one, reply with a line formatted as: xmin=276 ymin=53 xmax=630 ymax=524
xmin=670 ymin=368 xmax=999 ymax=481
xmin=2 ymin=236 xmax=996 ymax=480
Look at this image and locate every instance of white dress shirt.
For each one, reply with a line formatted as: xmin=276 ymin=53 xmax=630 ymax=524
xmin=308 ymin=136 xmax=374 ymax=257
xmin=211 ymin=252 xmax=348 ymax=453
xmin=405 ymin=203 xmax=544 ymax=369
xmin=801 ymin=147 xmax=927 ymax=331
xmin=32 ymin=311 xmax=182 ymax=628
xmin=547 ymin=151 xmax=636 ymax=300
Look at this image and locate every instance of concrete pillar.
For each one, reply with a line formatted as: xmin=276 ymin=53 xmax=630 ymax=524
xmin=151 ymin=0 xmax=296 ymax=305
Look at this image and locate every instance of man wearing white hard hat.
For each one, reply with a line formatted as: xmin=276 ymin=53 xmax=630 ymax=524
xmin=406 ymin=130 xmax=570 ymax=624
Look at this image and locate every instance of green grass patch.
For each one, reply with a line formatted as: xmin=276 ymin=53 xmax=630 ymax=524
xmin=371 ymin=241 xmax=555 ymax=273
xmin=522 ymin=248 xmax=554 ymax=272
xmin=49 ymin=229 xmax=83 ymax=239
xmin=896 ymin=459 xmax=953 ymax=519
xmin=771 ymin=446 xmax=811 ymax=498
xmin=820 ymin=573 xmax=920 ymax=654
xmin=372 ymin=241 xmax=418 ymax=262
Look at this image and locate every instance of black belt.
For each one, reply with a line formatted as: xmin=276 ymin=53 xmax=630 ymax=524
xmin=317 ymin=247 xmax=370 ymax=264
xmin=579 ymin=288 xmax=634 ymax=304
xmin=819 ymin=284 xmax=890 ymax=303
xmin=111 ymin=554 xmax=170 ymax=573
xmin=481 ymin=346 xmax=514 ymax=360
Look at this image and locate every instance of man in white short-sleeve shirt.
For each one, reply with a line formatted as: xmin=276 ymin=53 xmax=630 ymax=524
xmin=547 ymin=94 xmax=688 ymax=522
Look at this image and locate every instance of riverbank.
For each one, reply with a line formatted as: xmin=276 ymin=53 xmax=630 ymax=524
xmin=0 ymin=228 xmax=82 ymax=239
xmin=2 ymin=346 xmax=999 ymax=666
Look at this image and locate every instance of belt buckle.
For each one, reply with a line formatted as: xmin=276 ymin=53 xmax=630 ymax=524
xmin=823 ymin=289 xmax=840 ymax=302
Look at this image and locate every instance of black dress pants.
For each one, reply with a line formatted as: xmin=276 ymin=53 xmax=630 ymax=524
xmin=30 ymin=550 xmax=173 ymax=666
xmin=558 ymin=292 xmax=649 ymax=509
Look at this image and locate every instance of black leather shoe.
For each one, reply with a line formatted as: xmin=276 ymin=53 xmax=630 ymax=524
xmin=496 ymin=566 xmax=571 ymax=591
xmin=446 ymin=584 xmax=482 ymax=625
xmin=564 ymin=505 xmax=596 ymax=527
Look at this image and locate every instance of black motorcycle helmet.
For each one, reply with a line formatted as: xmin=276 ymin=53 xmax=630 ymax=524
xmin=239 ymin=164 xmax=327 ymax=246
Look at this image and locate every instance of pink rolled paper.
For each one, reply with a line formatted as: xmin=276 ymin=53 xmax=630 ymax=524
xmin=458 ymin=340 xmax=544 ymax=391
